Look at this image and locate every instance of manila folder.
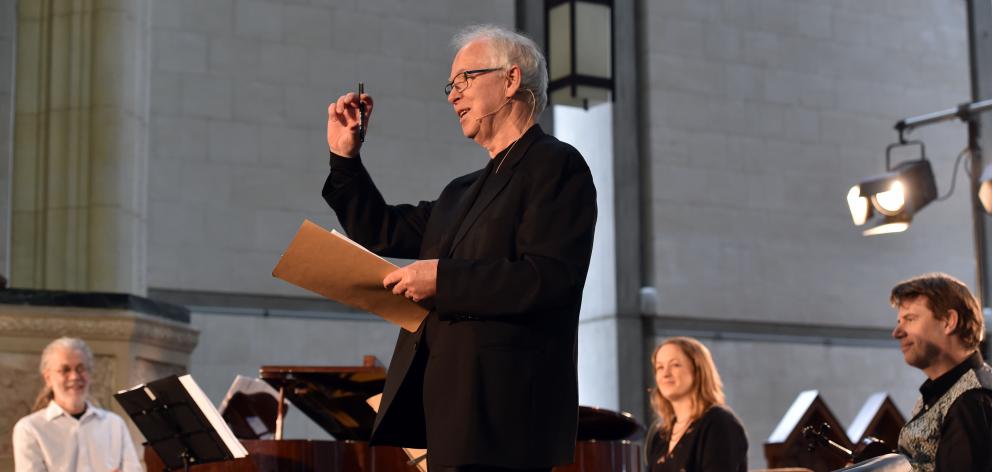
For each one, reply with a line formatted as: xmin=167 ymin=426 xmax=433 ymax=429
xmin=272 ymin=219 xmax=427 ymax=332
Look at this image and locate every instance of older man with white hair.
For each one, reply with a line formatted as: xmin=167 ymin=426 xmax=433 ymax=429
xmin=324 ymin=24 xmax=597 ymax=472
xmin=12 ymin=337 xmax=141 ymax=472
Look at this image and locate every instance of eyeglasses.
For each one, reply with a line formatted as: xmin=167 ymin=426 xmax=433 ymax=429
xmin=53 ymin=364 xmax=88 ymax=377
xmin=444 ymin=68 xmax=502 ymax=96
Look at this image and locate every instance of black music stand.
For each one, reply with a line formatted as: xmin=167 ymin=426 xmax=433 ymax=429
xmin=114 ymin=375 xmax=246 ymax=472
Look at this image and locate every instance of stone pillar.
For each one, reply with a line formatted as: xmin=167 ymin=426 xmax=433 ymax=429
xmin=519 ymin=0 xmax=646 ymax=423
xmin=611 ymin=0 xmax=647 ymax=424
xmin=0 ymin=290 xmax=198 ymax=472
xmin=10 ymin=0 xmax=150 ymax=294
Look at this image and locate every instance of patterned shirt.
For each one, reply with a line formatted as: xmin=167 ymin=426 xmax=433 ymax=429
xmin=897 ymin=352 xmax=992 ymax=471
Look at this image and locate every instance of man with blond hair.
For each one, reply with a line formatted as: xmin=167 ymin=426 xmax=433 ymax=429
xmin=891 ymin=273 xmax=992 ymax=471
xmin=12 ymin=337 xmax=141 ymax=472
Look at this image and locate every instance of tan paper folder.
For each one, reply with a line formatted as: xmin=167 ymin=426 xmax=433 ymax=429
xmin=272 ymin=219 xmax=428 ymax=332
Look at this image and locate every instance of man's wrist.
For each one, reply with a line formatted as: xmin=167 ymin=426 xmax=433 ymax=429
xmin=329 ymin=152 xmax=362 ymax=168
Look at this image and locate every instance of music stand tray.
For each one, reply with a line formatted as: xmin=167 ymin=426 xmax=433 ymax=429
xmin=114 ymin=374 xmax=248 ymax=471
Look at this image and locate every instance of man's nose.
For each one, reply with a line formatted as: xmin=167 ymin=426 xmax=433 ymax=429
xmin=892 ymin=324 xmax=904 ymax=339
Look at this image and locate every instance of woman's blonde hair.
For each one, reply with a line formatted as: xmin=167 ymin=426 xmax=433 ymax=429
xmin=648 ymin=336 xmax=726 ymax=436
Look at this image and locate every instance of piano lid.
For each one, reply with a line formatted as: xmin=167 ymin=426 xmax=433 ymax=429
xmin=577 ymin=405 xmax=644 ymax=441
xmin=260 ymin=358 xmax=385 ymax=441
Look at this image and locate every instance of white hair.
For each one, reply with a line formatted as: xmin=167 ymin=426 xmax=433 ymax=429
xmin=452 ymin=24 xmax=548 ymax=118
xmin=40 ymin=336 xmax=94 ymax=374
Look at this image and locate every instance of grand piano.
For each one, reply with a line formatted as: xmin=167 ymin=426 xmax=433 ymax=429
xmin=145 ymin=357 xmax=642 ymax=471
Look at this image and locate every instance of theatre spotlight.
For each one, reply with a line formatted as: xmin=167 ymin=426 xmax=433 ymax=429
xmin=847 ymin=141 xmax=937 ymax=236
xmin=979 ymin=164 xmax=992 ymax=214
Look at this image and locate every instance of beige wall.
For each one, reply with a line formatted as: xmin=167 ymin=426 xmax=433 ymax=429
xmin=0 ymin=1 xmax=982 ymax=469
xmin=643 ymin=0 xmax=973 ymax=328
xmin=146 ymin=0 xmax=516 ymax=296
xmin=640 ymin=2 xmax=973 ymax=467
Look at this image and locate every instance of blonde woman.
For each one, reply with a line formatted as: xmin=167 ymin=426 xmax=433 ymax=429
xmin=646 ymin=337 xmax=748 ymax=472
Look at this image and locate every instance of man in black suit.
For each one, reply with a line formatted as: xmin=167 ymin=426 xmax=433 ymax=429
xmin=323 ymin=24 xmax=597 ymax=472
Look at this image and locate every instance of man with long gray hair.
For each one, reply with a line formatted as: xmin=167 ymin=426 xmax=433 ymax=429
xmin=324 ymin=24 xmax=597 ymax=471
xmin=12 ymin=337 xmax=141 ymax=472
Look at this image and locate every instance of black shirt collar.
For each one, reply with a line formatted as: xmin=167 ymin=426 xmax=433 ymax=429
xmin=70 ymin=403 xmax=88 ymax=420
xmin=920 ymin=351 xmax=985 ymax=406
xmin=488 ymin=123 xmax=542 ymax=171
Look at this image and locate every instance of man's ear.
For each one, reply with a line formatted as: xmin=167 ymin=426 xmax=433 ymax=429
xmin=944 ymin=309 xmax=960 ymax=335
xmin=505 ymin=65 xmax=522 ymax=98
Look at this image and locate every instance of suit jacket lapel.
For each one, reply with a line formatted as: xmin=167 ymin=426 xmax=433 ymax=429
xmin=447 ymin=125 xmax=544 ymax=255
xmin=435 ymin=166 xmax=490 ymax=258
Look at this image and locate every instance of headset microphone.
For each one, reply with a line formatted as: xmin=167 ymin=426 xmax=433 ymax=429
xmin=474 ymin=99 xmax=512 ymax=123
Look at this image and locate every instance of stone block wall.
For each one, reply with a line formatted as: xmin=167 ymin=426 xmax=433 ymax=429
xmin=639 ymin=4 xmax=975 ymax=464
xmin=0 ymin=2 xmax=975 ymax=469
xmin=147 ymin=0 xmax=516 ymax=296
xmin=643 ymin=0 xmax=974 ymax=328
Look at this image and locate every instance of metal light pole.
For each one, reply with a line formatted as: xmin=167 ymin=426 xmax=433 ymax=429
xmin=967 ymin=0 xmax=992 ymax=313
xmin=884 ymin=0 xmax=992 ymax=356
xmin=892 ymin=99 xmax=992 ymax=308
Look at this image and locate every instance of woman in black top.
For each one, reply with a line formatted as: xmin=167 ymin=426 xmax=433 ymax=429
xmin=646 ymin=337 xmax=748 ymax=472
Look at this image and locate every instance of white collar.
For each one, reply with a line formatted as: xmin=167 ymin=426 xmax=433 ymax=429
xmin=44 ymin=400 xmax=104 ymax=422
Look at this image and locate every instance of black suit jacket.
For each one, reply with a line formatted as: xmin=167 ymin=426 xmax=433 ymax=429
xmin=322 ymin=125 xmax=597 ymax=468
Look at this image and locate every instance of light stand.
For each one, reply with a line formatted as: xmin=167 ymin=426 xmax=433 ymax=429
xmin=893 ymin=99 xmax=992 ymax=317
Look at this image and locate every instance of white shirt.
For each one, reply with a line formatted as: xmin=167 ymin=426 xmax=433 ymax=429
xmin=12 ymin=401 xmax=142 ymax=472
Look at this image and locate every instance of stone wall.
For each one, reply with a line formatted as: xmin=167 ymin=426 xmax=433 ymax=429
xmin=147 ymin=0 xmax=516 ymax=296
xmin=143 ymin=0 xmax=521 ymax=441
xmin=0 ymin=1 xmax=975 ymax=469
xmin=643 ymin=0 xmax=973 ymax=327
xmin=640 ymin=2 xmax=972 ymax=466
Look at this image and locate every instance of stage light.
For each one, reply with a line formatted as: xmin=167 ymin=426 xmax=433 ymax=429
xmin=847 ymin=185 xmax=869 ymax=226
xmin=847 ymin=157 xmax=937 ymax=236
xmin=862 ymin=217 xmax=911 ymax=237
xmin=872 ymin=180 xmax=906 ymax=215
xmin=979 ymin=164 xmax=992 ymax=214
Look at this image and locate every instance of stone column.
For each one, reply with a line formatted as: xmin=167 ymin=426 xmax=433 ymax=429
xmin=611 ymin=0 xmax=647 ymax=424
xmin=517 ymin=0 xmax=647 ymax=423
xmin=0 ymin=290 xmax=198 ymax=472
xmin=11 ymin=0 xmax=150 ymax=295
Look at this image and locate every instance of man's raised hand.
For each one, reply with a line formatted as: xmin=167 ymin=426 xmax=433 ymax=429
xmin=327 ymin=92 xmax=373 ymax=158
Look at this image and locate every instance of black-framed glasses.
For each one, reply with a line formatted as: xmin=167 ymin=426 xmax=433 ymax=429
xmin=444 ymin=68 xmax=502 ymax=96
